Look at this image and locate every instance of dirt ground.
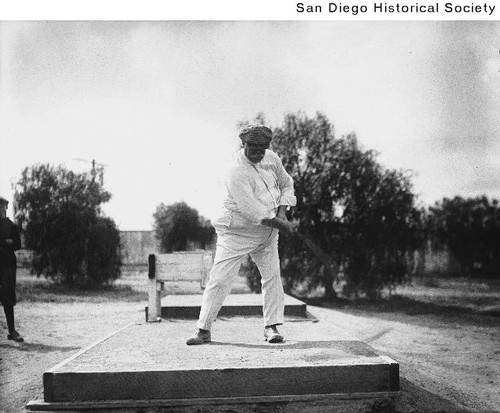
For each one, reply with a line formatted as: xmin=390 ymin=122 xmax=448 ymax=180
xmin=0 ymin=271 xmax=499 ymax=413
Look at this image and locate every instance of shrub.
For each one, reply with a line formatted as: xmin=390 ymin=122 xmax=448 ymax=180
xmin=153 ymin=202 xmax=215 ymax=253
xmin=14 ymin=164 xmax=121 ymax=286
xmin=427 ymin=196 xmax=500 ymax=278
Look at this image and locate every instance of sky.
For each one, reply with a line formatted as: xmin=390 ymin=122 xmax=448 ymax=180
xmin=1 ymin=19 xmax=499 ymax=230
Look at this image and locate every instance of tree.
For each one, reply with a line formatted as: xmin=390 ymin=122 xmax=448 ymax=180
xmin=14 ymin=164 xmax=122 ymax=286
xmin=153 ymin=202 xmax=215 ymax=253
xmin=270 ymin=112 xmax=425 ymax=299
xmin=86 ymin=217 xmax=122 ymax=285
xmin=427 ymin=196 xmax=500 ymax=277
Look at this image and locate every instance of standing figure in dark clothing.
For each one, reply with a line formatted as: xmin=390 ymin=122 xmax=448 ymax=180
xmin=0 ymin=195 xmax=23 ymax=342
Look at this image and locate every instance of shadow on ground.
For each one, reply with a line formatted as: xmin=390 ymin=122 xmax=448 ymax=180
xmin=395 ymin=378 xmax=472 ymax=413
xmin=301 ymin=295 xmax=500 ymax=328
xmin=209 ymin=339 xmax=379 ymax=356
xmin=0 ymin=342 xmax=81 ymax=353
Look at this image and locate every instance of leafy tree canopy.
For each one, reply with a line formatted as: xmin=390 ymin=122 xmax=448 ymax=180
xmin=153 ymin=202 xmax=214 ymax=253
xmin=428 ymin=196 xmax=500 ymax=276
xmin=14 ymin=164 xmax=121 ymax=286
xmin=256 ymin=112 xmax=425 ymax=299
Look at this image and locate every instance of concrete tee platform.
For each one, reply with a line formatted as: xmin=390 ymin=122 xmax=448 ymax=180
xmin=27 ymin=295 xmax=399 ymax=412
xmin=147 ymin=293 xmax=309 ymax=319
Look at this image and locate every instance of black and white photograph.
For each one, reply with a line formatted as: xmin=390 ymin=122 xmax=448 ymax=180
xmin=1 ymin=2 xmax=499 ymax=412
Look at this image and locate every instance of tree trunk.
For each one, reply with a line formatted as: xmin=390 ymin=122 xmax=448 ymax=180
xmin=323 ymin=267 xmax=337 ymax=300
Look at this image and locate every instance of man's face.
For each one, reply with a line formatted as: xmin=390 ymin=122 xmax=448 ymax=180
xmin=0 ymin=203 xmax=7 ymax=218
xmin=243 ymin=142 xmax=269 ymax=164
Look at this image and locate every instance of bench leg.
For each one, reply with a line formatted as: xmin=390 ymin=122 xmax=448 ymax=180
xmin=156 ymin=286 xmax=162 ymax=319
xmin=148 ymin=278 xmax=160 ymax=322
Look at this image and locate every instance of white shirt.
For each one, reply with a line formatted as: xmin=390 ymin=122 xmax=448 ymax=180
xmin=214 ymin=149 xmax=296 ymax=229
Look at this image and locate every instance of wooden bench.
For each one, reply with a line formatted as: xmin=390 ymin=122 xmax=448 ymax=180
xmin=147 ymin=251 xmax=213 ymax=322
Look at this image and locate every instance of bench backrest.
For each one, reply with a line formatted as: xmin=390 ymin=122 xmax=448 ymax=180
xmin=148 ymin=251 xmax=212 ymax=283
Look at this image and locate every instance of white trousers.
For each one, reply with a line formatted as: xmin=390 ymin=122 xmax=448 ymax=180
xmin=197 ymin=225 xmax=285 ymax=331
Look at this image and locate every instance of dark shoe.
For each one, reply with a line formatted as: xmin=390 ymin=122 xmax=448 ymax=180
xmin=186 ymin=329 xmax=211 ymax=345
xmin=7 ymin=331 xmax=24 ymax=343
xmin=264 ymin=325 xmax=284 ymax=343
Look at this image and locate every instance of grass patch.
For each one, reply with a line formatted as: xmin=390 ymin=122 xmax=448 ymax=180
xmin=17 ymin=278 xmax=148 ymax=303
xmin=16 ymin=267 xmax=149 ymax=303
xmin=15 ymin=266 xmax=251 ymax=304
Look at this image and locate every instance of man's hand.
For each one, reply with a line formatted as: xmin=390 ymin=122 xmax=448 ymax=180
xmin=261 ymin=216 xmax=297 ymax=235
xmin=276 ymin=205 xmax=287 ymax=220
xmin=261 ymin=206 xmax=298 ymax=234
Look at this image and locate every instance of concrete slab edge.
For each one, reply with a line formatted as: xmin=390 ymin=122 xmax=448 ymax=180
xmin=379 ymin=355 xmax=400 ymax=391
xmin=26 ymin=391 xmax=401 ymax=411
xmin=43 ymin=322 xmax=139 ymax=402
xmin=46 ymin=322 xmax=138 ymax=373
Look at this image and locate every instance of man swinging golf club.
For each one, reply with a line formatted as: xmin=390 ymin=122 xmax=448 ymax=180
xmin=186 ymin=124 xmax=296 ymax=345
